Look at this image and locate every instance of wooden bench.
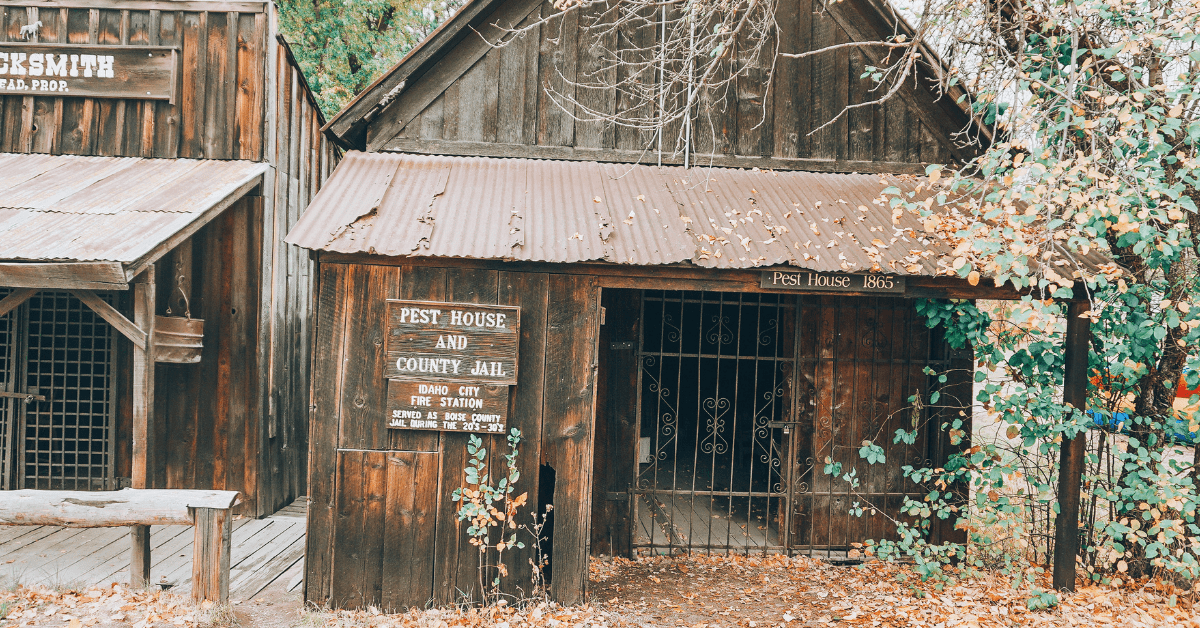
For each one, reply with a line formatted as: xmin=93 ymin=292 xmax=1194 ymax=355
xmin=0 ymin=488 xmax=240 ymax=604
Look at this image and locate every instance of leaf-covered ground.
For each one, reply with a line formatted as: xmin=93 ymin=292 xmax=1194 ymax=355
xmin=1 ymin=554 xmax=1197 ymax=628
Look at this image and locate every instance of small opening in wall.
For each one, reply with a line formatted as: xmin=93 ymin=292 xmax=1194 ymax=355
xmin=537 ymin=463 xmax=556 ymax=586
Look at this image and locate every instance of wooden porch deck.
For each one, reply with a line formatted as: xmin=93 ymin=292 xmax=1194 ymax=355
xmin=0 ymin=498 xmax=307 ymax=600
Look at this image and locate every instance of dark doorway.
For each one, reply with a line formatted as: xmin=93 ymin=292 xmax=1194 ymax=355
xmin=0 ymin=291 xmax=117 ymax=490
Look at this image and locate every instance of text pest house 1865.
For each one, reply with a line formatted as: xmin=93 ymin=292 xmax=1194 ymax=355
xmin=290 ymin=0 xmax=1108 ymax=608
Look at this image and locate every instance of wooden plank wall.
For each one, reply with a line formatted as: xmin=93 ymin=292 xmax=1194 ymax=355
xmin=0 ymin=2 xmax=267 ymax=159
xmin=306 ymin=261 xmax=600 ymax=609
xmin=372 ymin=0 xmax=951 ymax=168
xmin=256 ymin=35 xmax=339 ymax=517
xmin=791 ymin=295 xmax=941 ymax=548
xmin=107 ymin=196 xmax=263 ymax=512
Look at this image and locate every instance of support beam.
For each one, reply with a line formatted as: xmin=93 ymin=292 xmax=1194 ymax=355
xmin=70 ymin=290 xmax=148 ymax=350
xmin=191 ymin=507 xmax=233 ymax=604
xmin=0 ymin=261 xmax=128 ymax=290
xmin=0 ymin=287 xmax=36 ymax=318
xmin=1053 ymin=300 xmax=1091 ymax=591
xmin=131 ymin=265 xmax=156 ymax=488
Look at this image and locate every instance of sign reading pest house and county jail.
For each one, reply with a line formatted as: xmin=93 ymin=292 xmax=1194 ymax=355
xmin=0 ymin=44 xmax=179 ymax=102
xmin=384 ymin=300 xmax=520 ymax=434
xmin=760 ymin=270 xmax=906 ymax=293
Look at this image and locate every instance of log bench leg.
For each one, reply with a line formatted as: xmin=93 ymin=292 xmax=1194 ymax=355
xmin=131 ymin=525 xmax=151 ymax=588
xmin=191 ymin=507 xmax=232 ymax=604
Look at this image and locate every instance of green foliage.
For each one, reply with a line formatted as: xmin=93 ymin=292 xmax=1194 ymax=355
xmin=861 ymin=0 xmax=1200 ymax=590
xmin=451 ymin=428 xmax=528 ymax=601
xmin=1025 ymin=589 xmax=1059 ymax=611
xmin=859 ymin=441 xmax=887 ymax=465
xmin=277 ymin=0 xmax=464 ymax=117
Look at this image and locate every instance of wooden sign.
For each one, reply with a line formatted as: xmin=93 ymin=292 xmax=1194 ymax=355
xmin=760 ymin=270 xmax=906 ymax=293
xmin=0 ymin=44 xmax=179 ymax=102
xmin=386 ymin=380 xmax=509 ymax=434
xmin=385 ymin=300 xmax=520 ymax=385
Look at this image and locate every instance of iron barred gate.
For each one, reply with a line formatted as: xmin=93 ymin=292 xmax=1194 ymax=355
xmin=633 ymin=291 xmax=793 ymax=553
xmin=631 ymin=291 xmax=951 ymax=556
xmin=0 ymin=291 xmax=117 ymax=490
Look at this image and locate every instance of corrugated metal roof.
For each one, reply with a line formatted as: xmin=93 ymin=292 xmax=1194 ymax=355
xmin=287 ymin=151 xmax=1110 ymax=277
xmin=0 ymin=154 xmax=267 ymax=264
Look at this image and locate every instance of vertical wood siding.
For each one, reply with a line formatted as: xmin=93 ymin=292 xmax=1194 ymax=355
xmin=0 ymin=4 xmax=267 ymax=159
xmin=371 ymin=0 xmax=952 ymax=167
xmin=306 ymin=262 xmax=600 ymax=609
xmin=138 ymin=196 xmax=262 ymax=513
xmin=95 ymin=6 xmax=338 ymax=517
xmin=257 ymin=36 xmax=340 ymax=516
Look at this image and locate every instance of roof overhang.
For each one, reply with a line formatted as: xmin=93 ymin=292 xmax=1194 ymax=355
xmin=287 ymin=151 xmax=1112 ymax=284
xmin=0 ymin=154 xmax=268 ymax=291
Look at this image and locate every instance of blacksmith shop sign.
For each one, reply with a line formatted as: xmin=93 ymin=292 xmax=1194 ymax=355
xmin=0 ymin=44 xmax=179 ymax=102
xmin=384 ymin=300 xmax=520 ymax=434
xmin=761 ymin=270 xmax=906 ymax=293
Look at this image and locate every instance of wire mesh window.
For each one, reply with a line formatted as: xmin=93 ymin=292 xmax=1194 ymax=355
xmin=635 ymin=291 xmax=794 ymax=553
xmin=21 ymin=291 xmax=116 ymax=490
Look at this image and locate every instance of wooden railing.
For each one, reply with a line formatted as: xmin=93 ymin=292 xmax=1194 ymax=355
xmin=0 ymin=489 xmax=240 ymax=604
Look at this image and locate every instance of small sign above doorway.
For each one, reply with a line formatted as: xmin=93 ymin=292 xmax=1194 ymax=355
xmin=760 ymin=270 xmax=906 ymax=293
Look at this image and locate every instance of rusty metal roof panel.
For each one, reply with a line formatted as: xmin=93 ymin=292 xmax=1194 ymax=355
xmin=287 ymin=151 xmax=1110 ymax=278
xmin=0 ymin=154 xmax=267 ymax=263
xmin=423 ymin=156 xmax=522 ymax=260
xmin=597 ymin=163 xmax=697 ymax=266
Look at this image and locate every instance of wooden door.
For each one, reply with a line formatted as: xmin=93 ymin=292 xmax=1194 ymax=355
xmin=330 ymin=450 xmax=439 ymax=610
xmin=788 ymin=296 xmax=950 ymax=553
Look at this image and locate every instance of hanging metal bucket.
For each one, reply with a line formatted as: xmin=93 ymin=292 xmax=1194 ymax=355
xmin=154 ymin=315 xmax=205 ymax=364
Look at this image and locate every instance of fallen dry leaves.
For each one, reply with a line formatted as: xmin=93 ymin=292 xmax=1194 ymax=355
xmin=3 ymin=555 xmax=1199 ymax=628
xmin=587 ymin=553 xmax=1200 ymax=628
xmin=0 ymin=583 xmax=208 ymax=628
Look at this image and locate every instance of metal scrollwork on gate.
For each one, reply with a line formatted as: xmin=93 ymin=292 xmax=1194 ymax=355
xmin=640 ymin=354 xmax=680 ymax=466
xmin=700 ymin=397 xmax=730 ymax=454
xmin=706 ymin=313 xmax=734 ymax=346
xmin=758 ymin=316 xmax=778 ymax=347
xmin=663 ymin=313 xmax=683 ymax=345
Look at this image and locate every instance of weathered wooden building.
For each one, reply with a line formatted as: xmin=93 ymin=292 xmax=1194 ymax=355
xmin=291 ymin=0 xmax=1104 ymax=609
xmin=0 ymin=0 xmax=335 ymax=518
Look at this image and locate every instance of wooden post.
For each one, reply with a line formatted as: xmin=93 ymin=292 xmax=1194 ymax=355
xmin=131 ymin=265 xmax=156 ymax=587
xmin=130 ymin=525 xmax=151 ymax=587
xmin=191 ymin=507 xmax=233 ymax=604
xmin=1053 ymin=299 xmax=1090 ymax=591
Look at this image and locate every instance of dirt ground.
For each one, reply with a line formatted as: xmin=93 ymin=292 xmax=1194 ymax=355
xmin=587 ymin=553 xmax=1199 ymax=627
xmin=3 ymin=553 xmax=1199 ymax=628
